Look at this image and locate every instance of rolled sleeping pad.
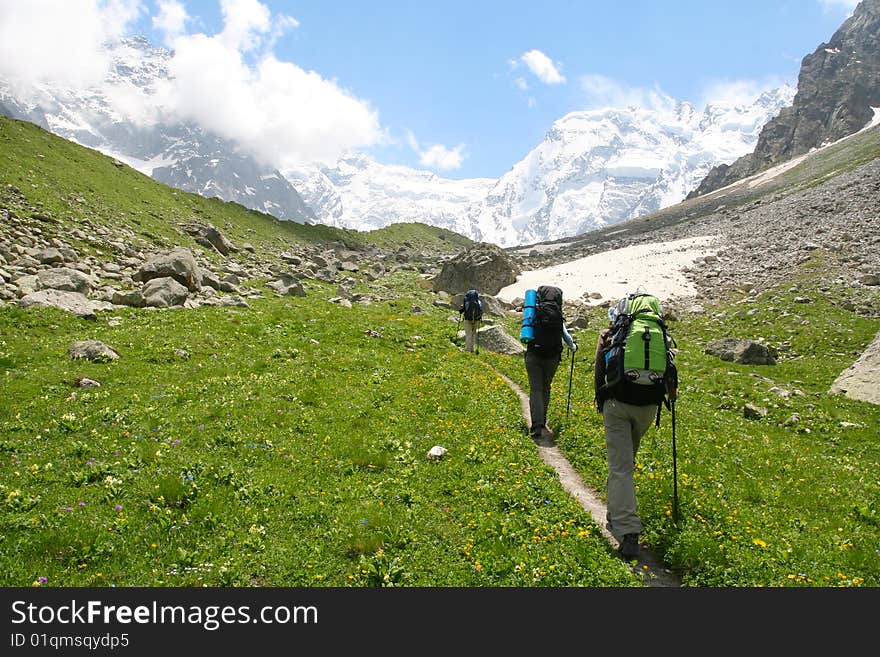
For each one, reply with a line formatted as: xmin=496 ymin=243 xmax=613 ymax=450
xmin=520 ymin=288 xmax=537 ymax=343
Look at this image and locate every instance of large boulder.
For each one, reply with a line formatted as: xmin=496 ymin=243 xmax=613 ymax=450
xmin=472 ymin=324 xmax=525 ymax=355
xmin=142 ymin=277 xmax=189 ymax=308
xmin=36 ymin=267 xmax=92 ymax=294
xmin=266 ymin=273 xmax=306 ymax=297
xmin=184 ymin=222 xmax=238 ymax=256
xmin=829 ymin=330 xmax=880 ymax=405
xmin=135 ymin=248 xmax=201 ymax=292
xmin=704 ymin=338 xmax=776 ymax=365
xmin=432 ymin=243 xmax=520 ymax=295
xmin=19 ymin=289 xmax=102 ymax=319
xmin=68 ymin=340 xmax=119 ymax=361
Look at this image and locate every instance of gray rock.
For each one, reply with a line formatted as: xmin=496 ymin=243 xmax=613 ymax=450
xmin=35 ymin=248 xmax=64 ymax=264
xmin=135 ymin=247 xmax=201 ymax=292
xmin=743 ymin=403 xmax=768 ymax=419
xmin=36 ymin=267 xmax=92 ymax=294
xmin=142 ymin=276 xmax=189 ymax=307
xmin=19 ymin=289 xmax=101 ymax=319
xmin=473 ymin=324 xmax=525 ymax=355
xmin=705 ymin=338 xmax=776 ymax=365
xmin=111 ymin=288 xmax=145 ymax=308
xmin=68 ymin=340 xmax=119 ymax=361
xmin=829 ymin=330 xmax=880 ymax=405
xmin=432 ymin=242 xmax=520 ymax=296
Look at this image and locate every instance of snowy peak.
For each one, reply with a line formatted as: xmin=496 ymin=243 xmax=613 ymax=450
xmin=285 ymin=154 xmax=494 ymax=233
xmin=461 ymin=87 xmax=794 ymax=247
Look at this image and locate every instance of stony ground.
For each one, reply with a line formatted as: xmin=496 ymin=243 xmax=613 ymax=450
xmin=518 ymin=157 xmax=880 ymax=316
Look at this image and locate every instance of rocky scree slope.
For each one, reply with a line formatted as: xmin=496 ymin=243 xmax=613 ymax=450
xmin=691 ymin=0 xmax=880 ymax=197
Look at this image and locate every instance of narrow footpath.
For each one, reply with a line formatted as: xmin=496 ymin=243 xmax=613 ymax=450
xmin=490 ymin=367 xmax=682 ymax=588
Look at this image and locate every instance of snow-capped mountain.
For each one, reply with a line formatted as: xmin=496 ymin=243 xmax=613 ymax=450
xmin=464 ymin=88 xmax=795 ymax=246
xmin=285 ymin=89 xmax=793 ymax=247
xmin=0 ymin=35 xmax=793 ymax=246
xmin=284 ymin=152 xmax=494 ymax=235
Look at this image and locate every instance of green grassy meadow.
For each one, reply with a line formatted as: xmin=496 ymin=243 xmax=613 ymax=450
xmin=2 ymin=116 xmax=879 ymax=587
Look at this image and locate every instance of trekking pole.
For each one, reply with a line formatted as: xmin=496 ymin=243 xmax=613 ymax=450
xmin=475 ymin=319 xmax=481 ymax=355
xmin=671 ymin=398 xmax=679 ymax=525
xmin=565 ymin=348 xmax=574 ymax=424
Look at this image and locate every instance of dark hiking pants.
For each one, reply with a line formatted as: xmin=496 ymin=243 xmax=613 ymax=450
xmin=525 ymin=349 xmax=560 ymax=437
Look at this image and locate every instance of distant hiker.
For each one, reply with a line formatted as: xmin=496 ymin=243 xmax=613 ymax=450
xmin=459 ymin=289 xmax=483 ymax=353
xmin=594 ymin=292 xmax=678 ymax=561
xmin=524 ymin=285 xmax=577 ymax=444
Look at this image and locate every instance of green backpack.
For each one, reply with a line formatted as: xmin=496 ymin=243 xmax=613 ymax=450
xmin=599 ymin=293 xmax=677 ymax=408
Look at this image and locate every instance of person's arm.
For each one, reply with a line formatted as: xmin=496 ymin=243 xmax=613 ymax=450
xmin=562 ymin=324 xmax=576 ymax=351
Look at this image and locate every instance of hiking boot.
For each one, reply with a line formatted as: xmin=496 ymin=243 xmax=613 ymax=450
xmin=540 ymin=426 xmax=555 ymax=443
xmin=618 ymin=533 xmax=640 ymax=560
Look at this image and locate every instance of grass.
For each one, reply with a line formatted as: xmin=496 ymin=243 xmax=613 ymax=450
xmin=2 ymin=114 xmax=879 ymax=588
xmin=0 ymin=284 xmax=637 ymax=587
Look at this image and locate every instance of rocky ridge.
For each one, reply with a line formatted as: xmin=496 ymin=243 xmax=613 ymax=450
xmin=690 ymin=0 xmax=880 ymax=197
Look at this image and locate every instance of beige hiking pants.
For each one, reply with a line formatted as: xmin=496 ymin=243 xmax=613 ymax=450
xmin=463 ymin=319 xmax=478 ymax=352
xmin=602 ymin=398 xmax=657 ymax=541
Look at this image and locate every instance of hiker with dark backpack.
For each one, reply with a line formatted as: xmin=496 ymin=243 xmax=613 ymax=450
xmin=523 ymin=285 xmax=577 ymax=445
xmin=459 ymin=289 xmax=483 ymax=353
xmin=594 ymin=292 xmax=678 ymax=561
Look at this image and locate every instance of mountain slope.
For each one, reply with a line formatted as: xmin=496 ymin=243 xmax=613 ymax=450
xmin=517 ymin=120 xmax=880 ymax=307
xmin=0 ymin=37 xmax=316 ymax=224
xmin=0 ymin=115 xmax=470 ymax=267
xmin=690 ymin=0 xmax=880 ymax=197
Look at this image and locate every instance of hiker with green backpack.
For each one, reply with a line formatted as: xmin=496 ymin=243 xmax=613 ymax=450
xmin=594 ymin=292 xmax=678 ymax=561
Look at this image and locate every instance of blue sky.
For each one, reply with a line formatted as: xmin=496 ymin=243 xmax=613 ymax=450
xmin=0 ymin=0 xmax=862 ymax=179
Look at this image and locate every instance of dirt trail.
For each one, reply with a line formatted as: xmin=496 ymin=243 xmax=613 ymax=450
xmin=491 ymin=367 xmax=682 ymax=588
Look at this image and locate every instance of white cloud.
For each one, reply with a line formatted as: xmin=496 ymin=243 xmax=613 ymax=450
xmin=579 ymin=74 xmax=674 ymax=111
xmin=513 ymin=77 xmax=528 ymax=91
xmin=698 ymin=77 xmax=790 ymax=110
xmin=419 ymin=143 xmax=465 ymax=170
xmin=218 ymin=0 xmax=270 ymax=52
xmin=268 ymin=14 xmax=300 ymax=50
xmin=0 ymin=0 xmax=383 ymax=169
xmin=156 ymin=37 xmax=381 ymax=168
xmin=0 ymin=0 xmax=144 ymax=92
xmin=519 ymin=49 xmax=566 ymax=85
xmin=817 ymin=0 xmax=860 ymax=13
xmin=153 ymin=0 xmax=188 ymax=44
xmin=407 ymin=131 xmax=465 ymax=170
xmin=161 ymin=2 xmax=377 ymax=167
